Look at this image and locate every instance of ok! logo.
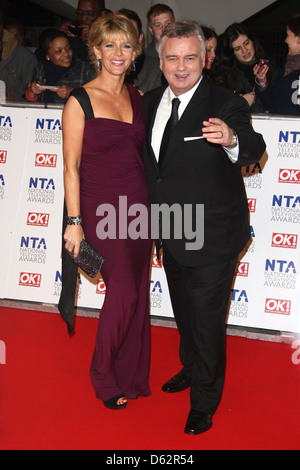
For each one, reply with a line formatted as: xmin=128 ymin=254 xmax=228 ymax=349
xmin=19 ymin=272 xmax=42 ymax=288
xmin=0 ymin=150 xmax=7 ymax=163
xmin=272 ymin=233 xmax=298 ymax=249
xmin=35 ymin=153 xmax=57 ymax=168
xmin=248 ymin=199 xmax=256 ymax=213
xmin=265 ymin=298 xmax=291 ymax=315
xmin=235 ymin=262 xmax=249 ymax=277
xmin=96 ymin=277 xmax=106 ymax=295
xmin=279 ymin=169 xmax=300 ymax=184
xmin=27 ymin=213 xmax=50 ymax=227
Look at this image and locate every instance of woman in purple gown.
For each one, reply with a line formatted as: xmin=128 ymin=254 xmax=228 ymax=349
xmin=62 ymin=14 xmax=152 ymax=410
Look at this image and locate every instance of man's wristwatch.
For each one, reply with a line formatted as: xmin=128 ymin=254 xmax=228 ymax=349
xmin=225 ymin=130 xmax=238 ymax=149
xmin=66 ymin=215 xmax=83 ymax=225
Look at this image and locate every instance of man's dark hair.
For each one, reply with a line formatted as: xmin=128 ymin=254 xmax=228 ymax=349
xmin=38 ymin=28 xmax=70 ymax=60
xmin=78 ymin=0 xmax=105 ymax=12
xmin=95 ymin=0 xmax=105 ymax=11
xmin=288 ymin=14 xmax=300 ymax=37
xmin=118 ymin=8 xmax=142 ymax=36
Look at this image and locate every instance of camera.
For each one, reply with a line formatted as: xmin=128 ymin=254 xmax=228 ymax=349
xmin=68 ymin=24 xmax=82 ymax=38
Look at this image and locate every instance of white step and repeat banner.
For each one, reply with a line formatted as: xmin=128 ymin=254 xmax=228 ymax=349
xmin=0 ymin=105 xmax=299 ymax=333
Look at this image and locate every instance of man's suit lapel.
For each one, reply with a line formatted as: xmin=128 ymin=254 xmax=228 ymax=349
xmin=159 ymin=77 xmax=211 ymax=170
xmin=145 ymin=86 xmax=167 ymax=170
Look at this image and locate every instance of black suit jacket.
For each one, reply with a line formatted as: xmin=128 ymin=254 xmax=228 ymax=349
xmin=142 ymin=76 xmax=266 ymax=267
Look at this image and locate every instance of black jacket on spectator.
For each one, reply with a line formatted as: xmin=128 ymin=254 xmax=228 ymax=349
xmin=221 ymin=61 xmax=267 ymax=113
xmin=0 ymin=29 xmax=37 ymax=101
xmin=257 ymin=57 xmax=300 ymax=116
xmin=31 ymin=55 xmax=94 ymax=104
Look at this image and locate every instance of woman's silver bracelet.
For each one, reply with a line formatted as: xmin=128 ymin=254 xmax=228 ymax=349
xmin=66 ymin=215 xmax=83 ymax=225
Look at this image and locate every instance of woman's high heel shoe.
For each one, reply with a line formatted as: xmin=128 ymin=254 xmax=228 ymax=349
xmin=104 ymin=394 xmax=127 ymax=410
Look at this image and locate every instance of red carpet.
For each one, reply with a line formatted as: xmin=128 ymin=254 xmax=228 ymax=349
xmin=0 ymin=306 xmax=299 ymax=450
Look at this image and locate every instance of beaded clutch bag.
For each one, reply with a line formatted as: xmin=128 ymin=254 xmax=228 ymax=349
xmin=67 ymin=239 xmax=105 ymax=278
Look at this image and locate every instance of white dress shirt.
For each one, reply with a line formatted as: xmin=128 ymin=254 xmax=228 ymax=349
xmin=151 ymin=76 xmax=239 ymax=163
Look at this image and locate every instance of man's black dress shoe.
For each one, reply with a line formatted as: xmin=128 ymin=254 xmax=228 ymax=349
xmin=162 ymin=371 xmax=192 ymax=393
xmin=184 ymin=410 xmax=213 ymax=435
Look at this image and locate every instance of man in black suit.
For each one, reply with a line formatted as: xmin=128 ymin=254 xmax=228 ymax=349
xmin=142 ymin=21 xmax=266 ymax=435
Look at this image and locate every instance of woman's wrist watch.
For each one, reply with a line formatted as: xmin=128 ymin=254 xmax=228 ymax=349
xmin=66 ymin=215 xmax=83 ymax=225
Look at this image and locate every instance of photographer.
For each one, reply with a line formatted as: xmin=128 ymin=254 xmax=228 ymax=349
xmin=59 ymin=0 xmax=105 ymax=62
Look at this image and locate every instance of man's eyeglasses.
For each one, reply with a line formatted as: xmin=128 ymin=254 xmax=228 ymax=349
xmin=76 ymin=9 xmax=98 ymax=20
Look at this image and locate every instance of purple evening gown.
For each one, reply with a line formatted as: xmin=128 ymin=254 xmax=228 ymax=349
xmin=71 ymin=84 xmax=152 ymax=401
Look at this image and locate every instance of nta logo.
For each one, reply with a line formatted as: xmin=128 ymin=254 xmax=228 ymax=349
xmin=279 ymin=131 xmax=300 ymax=143
xmin=36 ymin=118 xmax=61 ymax=131
xmin=20 ymin=237 xmax=47 ymax=250
xmin=29 ymin=177 xmax=55 ymax=190
xmin=0 ymin=116 xmax=12 ymax=127
xmin=265 ymin=259 xmax=296 ymax=274
xmin=272 ymin=195 xmax=300 ymax=208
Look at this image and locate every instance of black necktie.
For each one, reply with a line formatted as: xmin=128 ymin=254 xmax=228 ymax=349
xmin=159 ymin=98 xmax=180 ymax=168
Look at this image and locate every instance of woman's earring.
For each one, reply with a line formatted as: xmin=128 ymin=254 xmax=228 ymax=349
xmin=97 ymin=58 xmax=102 ymax=71
xmin=132 ymin=61 xmax=136 ymax=72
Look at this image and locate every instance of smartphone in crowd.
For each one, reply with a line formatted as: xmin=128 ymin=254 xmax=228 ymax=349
xmin=257 ymin=59 xmax=270 ymax=73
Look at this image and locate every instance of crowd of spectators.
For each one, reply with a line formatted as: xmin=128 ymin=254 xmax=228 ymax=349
xmin=0 ymin=1 xmax=299 ymax=115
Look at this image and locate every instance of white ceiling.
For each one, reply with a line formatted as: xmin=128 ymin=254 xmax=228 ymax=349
xmin=31 ymin=0 xmax=76 ymax=19
xmin=31 ymin=0 xmax=277 ymax=34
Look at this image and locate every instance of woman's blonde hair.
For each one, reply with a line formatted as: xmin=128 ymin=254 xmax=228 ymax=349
xmin=88 ymin=13 xmax=142 ymax=75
